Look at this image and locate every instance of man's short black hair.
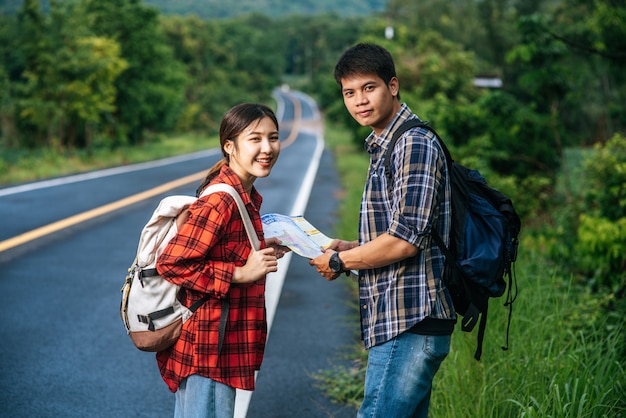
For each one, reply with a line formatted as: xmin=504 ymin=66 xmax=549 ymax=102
xmin=334 ymin=43 xmax=398 ymax=87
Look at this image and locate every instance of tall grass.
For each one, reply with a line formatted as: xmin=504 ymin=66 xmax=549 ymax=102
xmin=432 ymin=254 xmax=624 ymax=417
xmin=316 ymin=123 xmax=626 ymax=418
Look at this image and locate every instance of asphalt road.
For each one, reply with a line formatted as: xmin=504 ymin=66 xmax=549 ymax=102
xmin=247 ymin=147 xmax=357 ymax=418
xmin=0 ymin=90 xmax=359 ymax=417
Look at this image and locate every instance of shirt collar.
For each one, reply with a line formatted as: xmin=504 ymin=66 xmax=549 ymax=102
xmin=212 ymin=164 xmax=262 ymax=209
xmin=364 ymin=103 xmax=415 ymax=153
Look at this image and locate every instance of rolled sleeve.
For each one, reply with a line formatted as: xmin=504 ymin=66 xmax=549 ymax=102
xmin=387 ymin=130 xmax=442 ymax=250
xmin=204 ymin=260 xmax=234 ymax=298
xmin=387 ymin=213 xmax=431 ymax=249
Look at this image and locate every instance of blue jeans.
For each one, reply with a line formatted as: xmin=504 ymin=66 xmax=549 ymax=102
xmin=174 ymin=374 xmax=236 ymax=418
xmin=357 ymin=332 xmax=451 ymax=418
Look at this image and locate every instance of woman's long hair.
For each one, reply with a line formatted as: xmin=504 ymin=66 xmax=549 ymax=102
xmin=195 ymin=103 xmax=279 ymax=196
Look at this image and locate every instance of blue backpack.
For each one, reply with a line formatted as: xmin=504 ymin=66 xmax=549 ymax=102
xmin=384 ymin=119 xmax=521 ymax=360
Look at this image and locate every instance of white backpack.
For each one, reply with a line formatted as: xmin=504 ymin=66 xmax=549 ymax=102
xmin=120 ymin=183 xmax=259 ymax=352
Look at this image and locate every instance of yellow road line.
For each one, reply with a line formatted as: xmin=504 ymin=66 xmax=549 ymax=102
xmin=281 ymin=94 xmax=302 ymax=148
xmin=0 ymin=171 xmax=207 ymax=254
xmin=0 ymin=95 xmax=305 ymax=255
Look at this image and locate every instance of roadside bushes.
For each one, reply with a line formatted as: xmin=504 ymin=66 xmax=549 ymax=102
xmin=575 ymin=134 xmax=626 ymax=292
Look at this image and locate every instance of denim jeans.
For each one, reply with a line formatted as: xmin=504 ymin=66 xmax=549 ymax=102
xmin=174 ymin=374 xmax=236 ymax=418
xmin=357 ymin=332 xmax=451 ymax=418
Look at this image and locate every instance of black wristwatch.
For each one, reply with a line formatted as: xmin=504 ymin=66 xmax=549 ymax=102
xmin=329 ymin=252 xmax=346 ymax=274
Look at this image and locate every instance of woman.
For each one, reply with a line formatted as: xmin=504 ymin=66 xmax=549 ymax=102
xmin=156 ymin=103 xmax=289 ymax=417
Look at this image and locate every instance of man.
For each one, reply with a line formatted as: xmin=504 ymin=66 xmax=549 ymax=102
xmin=310 ymin=43 xmax=456 ymax=417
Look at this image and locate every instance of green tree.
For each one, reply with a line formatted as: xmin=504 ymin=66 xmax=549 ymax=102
xmin=159 ymin=15 xmax=225 ymax=132
xmin=13 ymin=0 xmax=52 ymax=147
xmin=384 ymin=0 xmax=517 ymax=74
xmin=284 ymin=13 xmax=366 ymax=132
xmin=0 ymin=14 xmax=20 ymax=147
xmin=84 ymin=0 xmax=187 ymax=144
xmin=141 ymin=0 xmax=386 ymax=19
xmin=503 ymin=1 xmax=626 ymax=147
xmin=551 ymin=0 xmax=626 ymax=139
xmin=58 ymin=36 xmax=128 ymax=148
xmin=15 ymin=0 xmax=127 ymax=149
xmin=218 ymin=13 xmax=287 ymax=98
xmin=160 ymin=14 xmax=286 ymax=133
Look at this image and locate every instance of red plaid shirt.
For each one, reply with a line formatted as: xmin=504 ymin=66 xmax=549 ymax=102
xmin=156 ymin=165 xmax=267 ymax=392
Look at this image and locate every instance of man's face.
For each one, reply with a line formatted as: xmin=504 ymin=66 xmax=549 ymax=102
xmin=340 ymin=73 xmax=400 ymax=135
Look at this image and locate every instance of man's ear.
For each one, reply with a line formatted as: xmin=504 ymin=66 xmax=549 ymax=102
xmin=389 ymin=77 xmax=399 ymax=98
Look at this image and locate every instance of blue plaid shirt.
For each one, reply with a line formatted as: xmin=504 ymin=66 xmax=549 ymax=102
xmin=358 ymin=104 xmax=455 ymax=349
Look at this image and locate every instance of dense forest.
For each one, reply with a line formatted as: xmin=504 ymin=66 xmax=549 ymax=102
xmin=0 ymin=0 xmax=387 ymax=18
xmin=143 ymin=0 xmax=387 ymax=19
xmin=0 ymin=0 xmax=625 ymax=413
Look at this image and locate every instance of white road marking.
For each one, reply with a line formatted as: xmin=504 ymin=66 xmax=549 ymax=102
xmin=233 ymin=95 xmax=325 ymax=418
xmin=0 ymin=149 xmax=221 ymax=197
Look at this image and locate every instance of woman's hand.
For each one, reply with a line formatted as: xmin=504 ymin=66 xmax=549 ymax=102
xmin=264 ymin=237 xmax=291 ymax=259
xmin=232 ymin=248 xmax=278 ymax=284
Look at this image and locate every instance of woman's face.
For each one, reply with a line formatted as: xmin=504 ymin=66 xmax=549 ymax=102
xmin=225 ymin=116 xmax=280 ymax=192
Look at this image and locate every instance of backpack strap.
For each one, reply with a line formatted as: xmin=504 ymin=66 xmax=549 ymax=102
xmin=200 ymin=183 xmax=261 ymax=251
xmin=383 ymin=118 xmax=453 ymax=184
xmin=197 ymin=183 xmax=261 ymax=354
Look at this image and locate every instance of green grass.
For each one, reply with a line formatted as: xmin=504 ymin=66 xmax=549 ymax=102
xmin=0 ymin=133 xmax=219 ymax=186
xmin=321 ymin=123 xmax=367 ymax=242
xmin=314 ymin=123 xmax=626 ymax=417
xmin=431 ymin=259 xmax=625 ymax=417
